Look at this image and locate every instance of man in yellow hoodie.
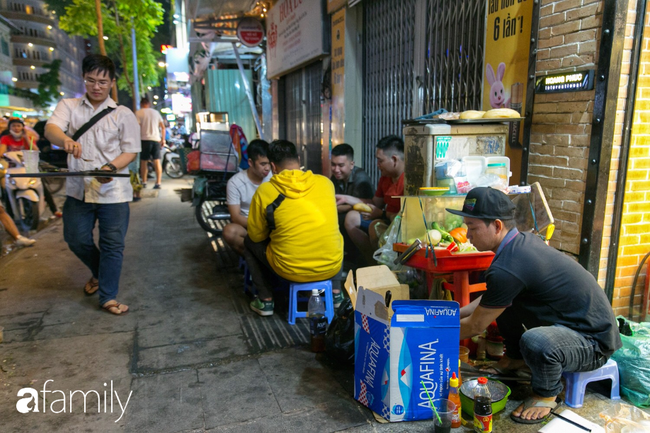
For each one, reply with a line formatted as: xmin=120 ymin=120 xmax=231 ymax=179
xmin=243 ymin=140 xmax=343 ymax=316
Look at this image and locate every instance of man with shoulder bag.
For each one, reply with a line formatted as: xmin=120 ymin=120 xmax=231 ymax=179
xmin=45 ymin=54 xmax=140 ymax=316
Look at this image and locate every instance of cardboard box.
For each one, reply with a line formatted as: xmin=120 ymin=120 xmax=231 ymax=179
xmin=346 ymin=265 xmax=460 ymax=422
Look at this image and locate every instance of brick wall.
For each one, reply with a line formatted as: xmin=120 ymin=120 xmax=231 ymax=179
xmin=607 ymin=3 xmax=650 ymax=318
xmin=528 ymin=0 xmax=604 ymax=255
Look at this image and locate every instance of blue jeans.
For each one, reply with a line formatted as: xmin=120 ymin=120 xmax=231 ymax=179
xmin=63 ymin=197 xmax=130 ymax=305
xmin=519 ymin=325 xmax=607 ymax=397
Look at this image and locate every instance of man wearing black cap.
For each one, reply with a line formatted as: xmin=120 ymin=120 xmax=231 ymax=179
xmin=447 ymin=187 xmax=621 ymax=424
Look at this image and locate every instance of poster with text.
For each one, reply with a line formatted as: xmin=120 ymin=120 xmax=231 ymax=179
xmin=331 ymin=8 xmax=346 ymax=147
xmin=483 ymin=0 xmax=534 ymax=182
xmin=266 ymin=0 xmax=325 ymax=79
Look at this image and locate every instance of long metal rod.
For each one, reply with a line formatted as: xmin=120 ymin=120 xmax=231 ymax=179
xmin=9 ymin=172 xmax=130 ymax=178
xmin=605 ymin=0 xmax=648 ymax=303
xmin=232 ymin=42 xmax=264 ymax=140
xmin=132 ymin=23 xmax=140 ymax=110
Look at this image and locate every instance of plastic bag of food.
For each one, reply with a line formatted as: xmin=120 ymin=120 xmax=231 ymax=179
xmin=373 ymin=215 xmax=402 ymax=268
xmin=600 ymin=402 xmax=650 ymax=432
xmin=610 ymin=317 xmax=650 ymax=408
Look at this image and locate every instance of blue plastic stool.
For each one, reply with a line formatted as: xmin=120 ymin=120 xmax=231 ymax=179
xmin=287 ymin=280 xmax=334 ymax=326
xmin=562 ymin=358 xmax=620 ymax=408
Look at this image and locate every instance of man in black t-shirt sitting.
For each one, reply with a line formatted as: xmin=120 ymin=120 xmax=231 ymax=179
xmin=448 ymin=187 xmax=621 ymax=425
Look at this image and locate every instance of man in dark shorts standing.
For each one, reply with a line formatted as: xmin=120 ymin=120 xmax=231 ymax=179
xmin=337 ymin=135 xmax=404 ymax=266
xmin=135 ymin=98 xmax=165 ymax=189
xmin=450 ymin=187 xmax=622 ymax=424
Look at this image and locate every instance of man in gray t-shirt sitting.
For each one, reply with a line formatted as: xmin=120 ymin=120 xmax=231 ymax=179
xmin=223 ymin=140 xmax=272 ymax=254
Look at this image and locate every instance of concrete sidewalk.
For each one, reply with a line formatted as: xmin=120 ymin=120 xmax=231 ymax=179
xmin=0 ymin=177 xmax=630 ymax=432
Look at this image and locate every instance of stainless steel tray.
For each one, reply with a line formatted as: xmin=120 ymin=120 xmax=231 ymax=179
xmin=445 ymin=117 xmax=525 ymax=124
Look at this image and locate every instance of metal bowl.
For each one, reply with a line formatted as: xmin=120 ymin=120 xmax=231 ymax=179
xmin=459 ymin=379 xmax=511 ymax=416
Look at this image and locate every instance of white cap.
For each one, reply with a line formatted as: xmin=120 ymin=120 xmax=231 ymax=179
xmin=312 ymin=289 xmax=319 ymax=296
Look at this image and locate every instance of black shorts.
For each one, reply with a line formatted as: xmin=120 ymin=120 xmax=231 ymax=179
xmin=141 ymin=140 xmax=161 ymax=160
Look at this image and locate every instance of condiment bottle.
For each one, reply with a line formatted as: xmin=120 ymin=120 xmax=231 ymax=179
xmin=448 ymin=372 xmax=461 ymax=428
xmin=473 ymin=377 xmax=492 ymax=432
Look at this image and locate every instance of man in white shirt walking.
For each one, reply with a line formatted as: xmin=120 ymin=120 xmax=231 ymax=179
xmin=223 ymin=140 xmax=272 ymax=255
xmin=135 ymin=98 xmax=165 ymax=189
xmin=45 ymin=54 xmax=140 ymax=316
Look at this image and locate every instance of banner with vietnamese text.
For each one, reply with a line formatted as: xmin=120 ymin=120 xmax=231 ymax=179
xmin=482 ymin=0 xmax=534 ymax=182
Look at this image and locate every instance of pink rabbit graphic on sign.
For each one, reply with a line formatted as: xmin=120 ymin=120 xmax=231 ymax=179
xmin=486 ymin=62 xmax=510 ymax=108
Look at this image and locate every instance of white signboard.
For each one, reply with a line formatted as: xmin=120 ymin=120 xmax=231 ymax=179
xmin=266 ymin=0 xmax=325 ymax=79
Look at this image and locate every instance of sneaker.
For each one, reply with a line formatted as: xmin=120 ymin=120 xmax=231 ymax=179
xmin=250 ymin=298 xmax=274 ymax=316
xmin=333 ymin=291 xmax=344 ymax=309
xmin=15 ymin=235 xmax=36 ymax=247
xmin=142 ymin=183 xmax=147 ymax=188
xmin=153 ymin=184 xmax=161 ymax=189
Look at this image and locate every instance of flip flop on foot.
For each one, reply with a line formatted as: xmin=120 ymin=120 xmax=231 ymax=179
xmin=101 ymin=300 xmax=129 ymax=315
xmin=510 ymin=396 xmax=561 ymax=424
xmin=84 ymin=277 xmax=99 ymax=296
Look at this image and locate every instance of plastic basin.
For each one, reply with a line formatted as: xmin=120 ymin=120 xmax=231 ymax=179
xmin=459 ymin=379 xmax=511 ymax=416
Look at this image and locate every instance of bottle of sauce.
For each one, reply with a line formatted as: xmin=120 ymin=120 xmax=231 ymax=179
xmin=473 ymin=377 xmax=492 ymax=433
xmin=448 ymin=373 xmax=462 ymax=428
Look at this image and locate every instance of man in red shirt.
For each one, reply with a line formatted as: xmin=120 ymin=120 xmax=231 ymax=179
xmin=0 ymin=118 xmax=30 ymax=154
xmin=336 ymin=135 xmax=405 ymax=266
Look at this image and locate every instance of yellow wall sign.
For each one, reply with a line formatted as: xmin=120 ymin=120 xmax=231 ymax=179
xmin=483 ymin=0 xmax=534 ymax=182
xmin=327 ymin=0 xmax=347 ymax=14
xmin=331 ymin=8 xmax=346 ymax=147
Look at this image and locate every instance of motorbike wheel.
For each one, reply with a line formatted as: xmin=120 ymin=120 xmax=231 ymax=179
xmin=44 ymin=176 xmax=65 ymax=194
xmin=164 ymin=156 xmax=184 ymax=179
xmin=195 ymin=196 xmax=226 ymax=236
xmin=16 ymin=197 xmax=40 ymax=231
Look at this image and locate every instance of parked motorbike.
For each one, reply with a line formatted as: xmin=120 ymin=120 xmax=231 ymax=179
xmin=4 ymin=151 xmax=45 ymax=231
xmin=162 ymin=140 xmax=183 ymax=179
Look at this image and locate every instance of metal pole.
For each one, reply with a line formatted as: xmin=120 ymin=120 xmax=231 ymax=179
xmin=132 ymin=23 xmax=140 ymax=110
xmin=232 ymin=42 xmax=264 ymax=140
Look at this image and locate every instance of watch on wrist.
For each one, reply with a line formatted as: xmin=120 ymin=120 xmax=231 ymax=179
xmin=102 ymin=163 xmax=117 ymax=173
